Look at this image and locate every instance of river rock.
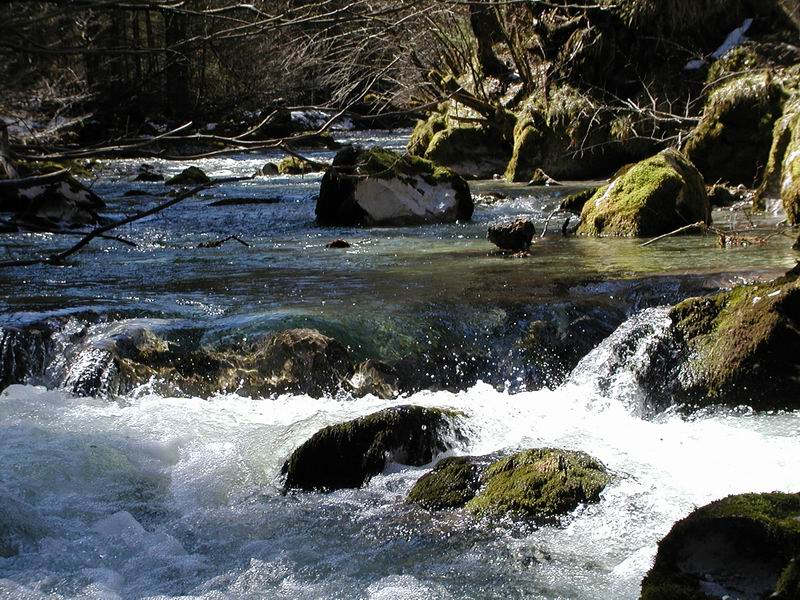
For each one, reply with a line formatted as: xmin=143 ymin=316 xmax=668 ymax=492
xmin=316 ymin=146 xmax=473 ymax=226
xmin=577 ymin=149 xmax=711 ymax=237
xmin=640 ymin=492 xmax=800 ymax=600
xmin=278 ymin=156 xmax=317 ymax=175
xmin=706 ymin=184 xmax=738 ymax=207
xmin=407 ymin=448 xmax=610 ymax=520
xmin=756 ymin=96 xmax=800 ymax=224
xmin=560 ymin=187 xmax=598 ymax=214
xmin=347 ymin=359 xmax=399 ymax=399
xmin=282 ymin=405 xmax=464 ymax=491
xmin=487 ymin=218 xmax=536 ymax=251
xmin=422 ymin=126 xmax=511 ymax=179
xmin=408 ymin=113 xmax=447 ymax=157
xmin=0 ymin=171 xmax=105 ymax=229
xmin=133 ymin=164 xmax=164 ymax=182
xmin=528 ymin=168 xmax=559 ymax=186
xmin=685 ymin=73 xmax=784 ymax=188
xmin=261 ymin=162 xmax=279 ymax=176
xmin=668 ymin=274 xmax=800 ymax=410
xmin=325 ymin=239 xmax=350 ymax=249
xmin=165 ymin=166 xmax=211 ymax=186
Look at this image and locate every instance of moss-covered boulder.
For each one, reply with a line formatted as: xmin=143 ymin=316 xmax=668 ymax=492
xmin=407 ymin=448 xmax=610 ymax=521
xmin=282 ymin=405 xmax=464 ymax=491
xmin=756 ymin=97 xmax=800 ymax=223
xmin=577 ymin=150 xmax=711 ymax=237
xmin=685 ymin=73 xmax=784 ymax=187
xmin=277 ymin=156 xmax=318 ymax=175
xmin=165 ymin=166 xmax=211 ymax=186
xmin=408 ymin=113 xmax=447 ymax=157
xmin=316 ymin=145 xmax=473 ymax=226
xmin=423 ymin=126 xmax=510 ymax=179
xmin=640 ymin=493 xmax=800 ymax=600
xmin=560 ymin=187 xmax=598 ymax=214
xmin=669 ymin=275 xmax=800 ymax=410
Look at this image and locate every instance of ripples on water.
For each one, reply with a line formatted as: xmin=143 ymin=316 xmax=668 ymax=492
xmin=1 ymin=130 xmax=799 ymax=599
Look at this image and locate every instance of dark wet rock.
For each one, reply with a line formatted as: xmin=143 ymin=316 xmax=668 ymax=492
xmin=528 ymin=168 xmax=560 ymax=186
xmin=278 ymin=156 xmax=318 ymax=175
xmin=578 ymin=149 xmax=711 ymax=237
xmin=0 ymin=171 xmax=105 ymax=229
xmin=208 ymin=197 xmax=280 ymax=207
xmin=316 ymin=145 xmax=473 ymax=226
xmin=560 ymin=187 xmax=597 ymax=214
xmin=325 ymin=239 xmax=351 ymax=249
xmin=0 ymin=218 xmax=18 ymax=233
xmin=165 ymin=166 xmax=211 ymax=186
xmin=282 ymin=405 xmax=464 ymax=491
xmin=123 ymin=189 xmax=152 ymax=197
xmin=0 ymin=325 xmax=53 ymax=390
xmin=668 ymin=275 xmax=800 ymax=410
xmin=133 ymin=164 xmax=164 ymax=182
xmin=706 ymin=184 xmax=739 ymax=207
xmin=348 ymin=359 xmax=399 ymax=399
xmin=407 ymin=448 xmax=610 ymax=520
xmin=685 ymin=73 xmax=784 ymax=188
xmin=640 ymin=492 xmax=800 ymax=600
xmin=296 ymin=133 xmax=342 ymax=151
xmin=487 ymin=218 xmax=535 ymax=251
xmin=261 ymin=162 xmax=279 ymax=176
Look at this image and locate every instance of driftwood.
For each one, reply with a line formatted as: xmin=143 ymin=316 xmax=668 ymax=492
xmin=197 ymin=235 xmax=251 ymax=248
xmin=640 ymin=221 xmax=707 ymax=247
xmin=0 ymin=184 xmax=210 ymax=268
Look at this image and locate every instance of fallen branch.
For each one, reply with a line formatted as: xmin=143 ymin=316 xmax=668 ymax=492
xmin=540 ymin=208 xmax=561 ymax=238
xmin=0 ymin=169 xmax=70 ymax=187
xmin=640 ymin=221 xmax=707 ymax=247
xmin=197 ymin=235 xmax=251 ymax=248
xmin=0 ymin=184 xmax=209 ymax=268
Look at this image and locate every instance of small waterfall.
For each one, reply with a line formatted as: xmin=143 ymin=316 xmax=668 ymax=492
xmin=566 ymin=307 xmax=681 ymax=416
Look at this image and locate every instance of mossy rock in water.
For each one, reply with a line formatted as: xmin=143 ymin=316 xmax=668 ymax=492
xmin=282 ymin=405 xmax=464 ymax=491
xmin=316 ymin=145 xmax=473 ymax=226
xmin=277 ymin=156 xmax=318 ymax=175
xmin=756 ymin=96 xmax=800 ymax=223
xmin=408 ymin=113 xmax=447 ymax=157
xmin=640 ymin=492 xmax=800 ymax=600
xmin=684 ymin=73 xmax=785 ymax=187
xmin=560 ymin=187 xmax=598 ymax=214
xmin=165 ymin=166 xmax=211 ymax=186
xmin=423 ymin=126 xmax=510 ymax=179
xmin=577 ymin=149 xmax=711 ymax=237
xmin=669 ymin=274 xmax=800 ymax=409
xmin=408 ymin=449 xmax=610 ymax=520
xmin=465 ymin=448 xmax=610 ymax=519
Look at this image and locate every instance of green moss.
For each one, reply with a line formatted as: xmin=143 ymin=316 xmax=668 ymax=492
xmin=685 ymin=72 xmax=785 ymax=186
xmin=464 ymin=448 xmax=610 ymax=520
xmin=408 ymin=113 xmax=447 ymax=157
xmin=577 ymin=149 xmax=710 ymax=237
xmin=775 ymin=557 xmax=800 ymax=599
xmin=18 ymin=159 xmax=94 ymax=178
xmin=277 ymin=156 xmax=318 ymax=175
xmin=641 ymin=493 xmax=800 ymax=600
xmin=560 ymin=187 xmax=598 ymax=214
xmin=670 ymin=277 xmax=800 ymax=409
xmin=406 ymin=456 xmax=482 ymax=510
xmin=504 ymin=116 xmax=546 ymax=182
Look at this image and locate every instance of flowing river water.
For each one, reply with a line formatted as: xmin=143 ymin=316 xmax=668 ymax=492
xmin=1 ymin=130 xmax=799 ymax=599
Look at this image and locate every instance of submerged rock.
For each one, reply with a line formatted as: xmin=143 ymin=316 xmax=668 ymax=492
xmin=260 ymin=162 xmax=279 ymax=176
xmin=487 ymin=218 xmax=536 ymax=252
xmin=348 ymin=359 xmax=399 ymax=399
xmin=640 ymin=492 xmax=800 ymax=600
xmin=316 ymin=146 xmax=473 ymax=226
xmin=133 ymin=164 xmax=164 ymax=182
xmin=165 ymin=166 xmax=210 ymax=186
xmin=325 ymin=239 xmax=351 ymax=249
xmin=669 ymin=275 xmax=800 ymax=410
xmin=685 ymin=73 xmax=784 ymax=187
xmin=577 ymin=149 xmax=711 ymax=237
xmin=407 ymin=448 xmax=610 ymax=520
xmin=282 ymin=405 xmax=464 ymax=491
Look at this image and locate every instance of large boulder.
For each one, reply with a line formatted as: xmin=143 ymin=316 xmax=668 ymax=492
xmin=0 ymin=171 xmax=105 ymax=229
xmin=316 ymin=146 xmax=473 ymax=226
xmin=684 ymin=73 xmax=784 ymax=187
xmin=282 ymin=405 xmax=464 ymax=491
xmin=422 ymin=126 xmax=510 ymax=180
xmin=407 ymin=448 xmax=610 ymax=520
xmin=408 ymin=113 xmax=447 ymax=157
xmin=278 ymin=156 xmax=318 ymax=175
xmin=640 ymin=493 xmax=800 ymax=600
xmin=756 ymin=96 xmax=800 ymax=223
xmin=577 ymin=149 xmax=711 ymax=237
xmin=165 ymin=166 xmax=210 ymax=186
xmin=668 ymin=275 xmax=800 ymax=410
